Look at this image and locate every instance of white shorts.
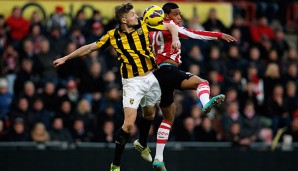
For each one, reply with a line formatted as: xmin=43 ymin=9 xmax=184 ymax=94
xmin=122 ymin=71 xmax=161 ymax=109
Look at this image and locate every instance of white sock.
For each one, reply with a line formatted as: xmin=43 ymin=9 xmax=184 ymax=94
xmin=197 ymin=82 xmax=210 ymax=107
xmin=155 ymin=120 xmax=172 ymax=162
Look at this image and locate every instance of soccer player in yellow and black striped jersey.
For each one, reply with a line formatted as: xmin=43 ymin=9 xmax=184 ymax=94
xmin=53 ymin=3 xmax=180 ymax=171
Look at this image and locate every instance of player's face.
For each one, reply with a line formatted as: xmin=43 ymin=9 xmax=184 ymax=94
xmin=123 ymin=9 xmax=139 ymax=26
xmin=166 ymin=8 xmax=182 ymax=25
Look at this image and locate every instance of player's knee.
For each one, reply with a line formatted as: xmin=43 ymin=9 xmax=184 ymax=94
xmin=123 ymin=123 xmax=134 ymax=133
xmin=143 ymin=114 xmax=155 ymax=120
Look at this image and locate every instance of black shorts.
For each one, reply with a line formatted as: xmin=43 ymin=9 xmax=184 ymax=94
xmin=153 ymin=64 xmax=193 ymax=107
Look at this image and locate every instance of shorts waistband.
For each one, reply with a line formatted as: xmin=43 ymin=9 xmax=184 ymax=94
xmin=158 ymin=63 xmax=177 ymax=67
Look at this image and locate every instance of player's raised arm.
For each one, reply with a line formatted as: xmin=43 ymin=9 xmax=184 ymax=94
xmin=53 ymin=42 xmax=98 ymax=67
xmin=164 ymin=22 xmax=181 ymax=51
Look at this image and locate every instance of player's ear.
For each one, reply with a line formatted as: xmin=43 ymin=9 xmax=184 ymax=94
xmin=164 ymin=14 xmax=170 ymax=20
xmin=121 ymin=17 xmax=127 ymax=24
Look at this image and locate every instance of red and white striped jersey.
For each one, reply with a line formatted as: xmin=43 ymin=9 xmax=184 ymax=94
xmin=149 ymin=20 xmax=223 ymax=65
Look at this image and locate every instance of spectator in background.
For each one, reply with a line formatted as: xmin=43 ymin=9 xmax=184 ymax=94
xmin=225 ymin=122 xmax=249 ymax=148
xmin=28 ymin=97 xmax=54 ymax=129
xmin=78 ymin=62 xmax=104 ymax=105
xmin=13 ymin=59 xmax=39 ymax=95
xmin=263 ymin=63 xmax=282 ymax=100
xmin=240 ymin=81 xmax=260 ymax=111
xmin=225 ymin=70 xmax=244 ymax=96
xmin=9 ymin=97 xmax=29 ymax=123
xmin=250 ymin=16 xmax=274 ymax=43
xmin=71 ymin=9 xmax=87 ymax=36
xmin=283 ymin=63 xmax=298 ymax=85
xmin=222 ymin=101 xmax=243 ymax=133
xmin=282 ymin=117 xmax=298 ymax=142
xmin=62 ymin=79 xmax=80 ymax=109
xmin=5 ymin=6 xmax=30 ymax=48
xmin=176 ymin=117 xmax=196 ymax=141
xmin=26 ymin=24 xmax=46 ymax=55
xmin=248 ymin=48 xmax=267 ymax=77
xmin=69 ymin=27 xmax=86 ymax=48
xmin=56 ymin=100 xmax=75 ymax=131
xmin=284 ymin=81 xmax=298 ymax=116
xmin=187 ymin=15 xmax=205 ymax=31
xmin=49 ymin=117 xmax=72 ymax=143
xmin=30 ymin=11 xmax=46 ymax=30
xmin=195 ymin=117 xmax=217 ymax=142
xmin=47 ymin=5 xmax=68 ymax=36
xmin=1 ymin=44 xmax=19 ymax=93
xmin=0 ymin=119 xmax=8 ymax=141
xmin=266 ymin=84 xmax=290 ymax=135
xmin=8 ymin=117 xmax=29 ymax=141
xmin=20 ymin=81 xmax=37 ymax=109
xmin=71 ymin=118 xmax=92 ymax=142
xmin=57 ymin=42 xmax=85 ymax=80
xmin=266 ymin=49 xmax=280 ymax=66
xmin=97 ymin=120 xmax=114 ymax=143
xmin=75 ymin=99 xmax=95 ymax=134
xmin=272 ymin=28 xmax=289 ymax=57
xmin=31 ymin=122 xmax=49 ymax=143
xmin=36 ymin=38 xmax=59 ymax=81
xmin=225 ymin=45 xmax=247 ymax=75
xmin=97 ymin=105 xmax=123 ymax=133
xmin=207 ymin=46 xmax=227 ymax=77
xmin=203 ymin=8 xmax=226 ymax=32
xmin=40 ymin=81 xmax=59 ymax=112
xmin=241 ymin=101 xmax=262 ymax=143
xmin=229 ymin=15 xmax=251 ymax=44
xmin=47 ymin=26 xmax=68 ymax=56
xmin=190 ymin=105 xmax=202 ymax=127
xmin=86 ymin=10 xmax=103 ymax=32
xmin=182 ymin=45 xmax=205 ymax=75
xmin=86 ymin=22 xmax=105 ymax=44
xmin=0 ymin=78 xmax=13 ymax=121
xmin=0 ymin=14 xmax=6 ymax=55
xmin=244 ymin=63 xmax=264 ymax=105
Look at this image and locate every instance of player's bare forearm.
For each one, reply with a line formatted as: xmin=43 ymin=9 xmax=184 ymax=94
xmin=53 ymin=42 xmax=98 ymax=67
xmin=164 ymin=23 xmax=181 ymax=50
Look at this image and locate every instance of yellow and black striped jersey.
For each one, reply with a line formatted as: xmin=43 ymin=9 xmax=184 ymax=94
xmin=96 ymin=19 xmax=164 ymax=78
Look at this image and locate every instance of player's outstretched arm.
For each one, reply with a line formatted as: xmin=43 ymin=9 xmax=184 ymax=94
xmin=177 ymin=26 xmax=236 ymax=43
xmin=53 ymin=42 xmax=98 ymax=67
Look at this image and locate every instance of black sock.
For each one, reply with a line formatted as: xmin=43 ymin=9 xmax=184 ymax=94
xmin=113 ymin=128 xmax=130 ymax=166
xmin=138 ymin=117 xmax=152 ymax=147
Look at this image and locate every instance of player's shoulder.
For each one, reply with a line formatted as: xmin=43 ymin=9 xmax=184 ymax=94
xmin=164 ymin=20 xmax=180 ymax=26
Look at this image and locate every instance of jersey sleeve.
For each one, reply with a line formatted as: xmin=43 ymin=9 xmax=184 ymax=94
xmin=177 ymin=25 xmax=222 ymax=40
xmin=95 ymin=33 xmax=111 ymax=50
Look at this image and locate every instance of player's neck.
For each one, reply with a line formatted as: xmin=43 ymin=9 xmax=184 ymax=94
xmin=120 ymin=24 xmax=135 ymax=33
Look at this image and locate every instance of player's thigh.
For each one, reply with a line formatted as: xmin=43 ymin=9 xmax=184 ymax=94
xmin=140 ymin=73 xmax=161 ymax=108
xmin=122 ymin=78 xmax=145 ymax=109
xmin=181 ymin=74 xmax=207 ymax=90
xmin=142 ymin=105 xmax=156 ymax=120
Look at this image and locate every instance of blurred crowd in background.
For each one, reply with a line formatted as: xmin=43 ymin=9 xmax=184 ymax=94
xmin=0 ymin=1 xmax=297 ymax=148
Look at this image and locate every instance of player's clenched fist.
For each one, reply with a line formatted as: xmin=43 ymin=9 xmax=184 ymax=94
xmin=53 ymin=57 xmax=67 ymax=67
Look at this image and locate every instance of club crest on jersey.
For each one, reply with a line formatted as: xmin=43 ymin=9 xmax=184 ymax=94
xmin=130 ymin=98 xmax=134 ymax=105
xmin=137 ymin=28 xmax=143 ymax=35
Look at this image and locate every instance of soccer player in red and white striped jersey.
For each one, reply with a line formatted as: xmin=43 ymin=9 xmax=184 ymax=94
xmin=149 ymin=2 xmax=236 ymax=171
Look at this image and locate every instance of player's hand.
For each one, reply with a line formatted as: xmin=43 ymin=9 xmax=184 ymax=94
xmin=171 ymin=38 xmax=181 ymax=53
xmin=53 ymin=57 xmax=67 ymax=67
xmin=221 ymin=33 xmax=237 ymax=42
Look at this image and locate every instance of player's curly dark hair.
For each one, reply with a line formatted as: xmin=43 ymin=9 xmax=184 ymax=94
xmin=162 ymin=2 xmax=179 ymax=15
xmin=114 ymin=3 xmax=134 ymax=24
